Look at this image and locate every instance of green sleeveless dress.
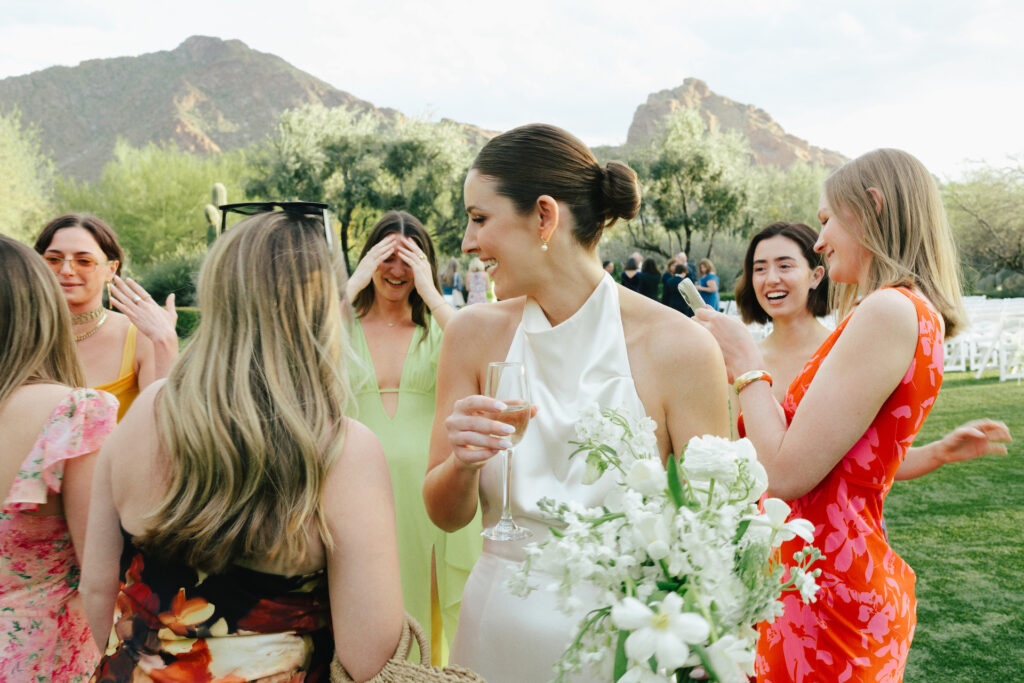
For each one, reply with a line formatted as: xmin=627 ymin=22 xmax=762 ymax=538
xmin=348 ymin=316 xmax=481 ymax=662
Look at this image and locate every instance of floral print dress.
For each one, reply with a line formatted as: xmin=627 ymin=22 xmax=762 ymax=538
xmin=1 ymin=388 xmax=118 ymax=683
xmin=92 ymin=531 xmax=333 ymax=682
xmin=755 ymin=287 xmax=944 ymax=682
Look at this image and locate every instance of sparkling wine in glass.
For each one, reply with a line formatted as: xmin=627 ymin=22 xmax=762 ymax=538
xmin=482 ymin=361 xmax=533 ymax=541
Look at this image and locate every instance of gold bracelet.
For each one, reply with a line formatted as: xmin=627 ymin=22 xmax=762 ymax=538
xmin=734 ymin=370 xmax=773 ymax=395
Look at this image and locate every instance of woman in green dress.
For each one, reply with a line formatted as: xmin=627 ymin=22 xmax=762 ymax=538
xmin=345 ymin=211 xmax=481 ymax=664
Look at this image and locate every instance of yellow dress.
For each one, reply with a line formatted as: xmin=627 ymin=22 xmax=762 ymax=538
xmin=94 ymin=324 xmax=138 ymax=422
xmin=348 ymin=316 xmax=481 ymax=663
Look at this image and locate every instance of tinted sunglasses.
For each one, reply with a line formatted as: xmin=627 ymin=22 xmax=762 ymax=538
xmin=219 ymin=202 xmax=334 ymax=250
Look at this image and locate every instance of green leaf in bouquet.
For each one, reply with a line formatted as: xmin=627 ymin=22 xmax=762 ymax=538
xmin=733 ymin=518 xmax=752 ymax=544
xmin=666 ymin=453 xmax=685 ymax=509
xmin=614 ymin=629 xmax=629 ymax=681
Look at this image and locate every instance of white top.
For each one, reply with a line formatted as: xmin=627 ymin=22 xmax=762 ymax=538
xmin=478 ymin=272 xmax=647 ymax=561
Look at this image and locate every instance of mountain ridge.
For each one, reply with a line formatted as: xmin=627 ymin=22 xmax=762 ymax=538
xmin=0 ymin=37 xmax=846 ymax=181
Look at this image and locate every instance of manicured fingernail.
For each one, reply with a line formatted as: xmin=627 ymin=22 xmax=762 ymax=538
xmin=493 ymin=401 xmax=507 ymax=411
xmin=498 ymin=440 xmax=512 ymax=449
xmin=499 ymin=424 xmax=515 ymax=434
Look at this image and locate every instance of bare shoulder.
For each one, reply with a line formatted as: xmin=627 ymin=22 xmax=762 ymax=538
xmin=329 ymin=419 xmax=388 ymax=484
xmin=0 ymin=383 xmax=75 ymax=432
xmin=619 ymin=287 xmax=722 ymax=366
xmin=848 ymin=288 xmax=919 ymax=338
xmin=447 ymin=298 xmax=525 ymax=340
xmin=443 ymin=297 xmax=526 ymax=367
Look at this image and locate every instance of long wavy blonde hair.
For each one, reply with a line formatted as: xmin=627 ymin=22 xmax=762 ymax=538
xmin=824 ymin=148 xmax=967 ymax=338
xmin=141 ymin=211 xmax=352 ymax=573
xmin=0 ymin=235 xmax=86 ymax=407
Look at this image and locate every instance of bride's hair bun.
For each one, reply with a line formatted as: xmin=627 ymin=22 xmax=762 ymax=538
xmin=599 ymin=161 xmax=641 ymax=224
xmin=472 ymin=124 xmax=642 ymax=249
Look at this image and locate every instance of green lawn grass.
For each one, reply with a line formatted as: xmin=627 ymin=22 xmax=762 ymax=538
xmin=886 ymin=371 xmax=1024 ymax=682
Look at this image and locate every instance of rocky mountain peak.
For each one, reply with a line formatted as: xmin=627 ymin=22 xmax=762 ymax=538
xmin=626 ymin=77 xmax=846 ymax=168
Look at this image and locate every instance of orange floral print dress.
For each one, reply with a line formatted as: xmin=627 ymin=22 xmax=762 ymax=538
xmin=755 ymin=287 xmax=944 ymax=682
xmin=92 ymin=530 xmax=332 ymax=682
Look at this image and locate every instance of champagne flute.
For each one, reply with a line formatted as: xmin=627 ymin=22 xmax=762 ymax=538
xmin=481 ymin=361 xmax=533 ymax=541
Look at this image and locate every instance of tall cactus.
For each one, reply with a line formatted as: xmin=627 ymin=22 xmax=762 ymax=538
xmin=204 ymin=182 xmax=227 ymax=246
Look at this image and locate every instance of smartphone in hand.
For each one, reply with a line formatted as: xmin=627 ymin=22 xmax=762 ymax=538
xmin=678 ymin=278 xmax=708 ymax=312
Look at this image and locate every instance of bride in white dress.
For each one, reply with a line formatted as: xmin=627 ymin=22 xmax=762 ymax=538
xmin=423 ymin=124 xmax=731 ymax=682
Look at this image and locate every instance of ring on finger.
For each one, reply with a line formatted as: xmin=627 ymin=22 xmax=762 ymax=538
xmin=131 ymin=294 xmax=142 ymax=303
xmin=418 ymin=253 xmax=426 ymax=260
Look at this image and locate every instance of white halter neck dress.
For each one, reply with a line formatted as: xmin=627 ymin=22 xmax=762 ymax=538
xmin=450 ymin=273 xmax=647 ymax=682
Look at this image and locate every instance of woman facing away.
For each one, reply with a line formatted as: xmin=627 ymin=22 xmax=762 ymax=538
xmin=81 ymin=208 xmax=403 ymax=682
xmin=422 ymin=124 xmax=729 ymax=682
xmin=620 ymin=256 xmax=641 ymax=291
xmin=637 ymin=256 xmax=661 ymax=300
xmin=0 ymin=235 xmax=118 ymax=682
xmin=696 ymin=258 xmax=720 ymax=311
xmin=345 ymin=211 xmax=480 ymax=663
xmin=34 ymin=214 xmax=178 ymax=421
xmin=697 ymin=149 xmax=968 ymax=682
xmin=733 ymin=220 xmax=1010 ymax=480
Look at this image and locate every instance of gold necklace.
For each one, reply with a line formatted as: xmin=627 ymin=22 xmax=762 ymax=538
xmin=75 ymin=312 xmax=108 ymax=342
xmin=71 ymin=305 xmax=105 ymax=325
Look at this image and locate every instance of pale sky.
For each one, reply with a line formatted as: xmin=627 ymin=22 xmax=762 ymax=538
xmin=2 ymin=0 xmax=1021 ymax=179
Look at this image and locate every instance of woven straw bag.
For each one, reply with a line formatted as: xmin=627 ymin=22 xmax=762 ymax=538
xmin=330 ymin=613 xmax=486 ymax=682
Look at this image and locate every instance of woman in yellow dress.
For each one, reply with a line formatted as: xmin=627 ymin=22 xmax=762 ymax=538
xmin=34 ymin=214 xmax=178 ymax=420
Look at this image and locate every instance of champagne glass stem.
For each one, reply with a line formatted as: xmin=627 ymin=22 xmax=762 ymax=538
xmin=499 ymin=448 xmax=514 ymax=524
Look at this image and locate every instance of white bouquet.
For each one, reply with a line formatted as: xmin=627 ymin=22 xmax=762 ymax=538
xmin=509 ymin=404 xmax=823 ymax=683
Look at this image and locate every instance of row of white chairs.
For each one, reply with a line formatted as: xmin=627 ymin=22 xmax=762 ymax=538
xmin=945 ymin=297 xmax=1024 ymax=382
xmin=720 ymin=296 xmax=1024 ymax=383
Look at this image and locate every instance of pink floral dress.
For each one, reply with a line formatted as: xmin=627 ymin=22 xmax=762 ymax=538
xmin=1 ymin=388 xmax=118 ymax=683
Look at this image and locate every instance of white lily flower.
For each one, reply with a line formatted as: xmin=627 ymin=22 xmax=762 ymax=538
xmin=703 ymin=635 xmax=755 ymax=683
xmin=611 ymin=594 xmax=710 ymax=670
xmin=747 ymin=498 xmax=815 ymax=546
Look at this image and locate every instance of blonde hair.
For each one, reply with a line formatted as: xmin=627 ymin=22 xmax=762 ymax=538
xmin=824 ymin=148 xmax=966 ymax=338
xmin=0 ymin=235 xmax=86 ymax=407
xmin=142 ymin=211 xmax=352 ymax=573
xmin=698 ymin=258 xmax=715 ymax=274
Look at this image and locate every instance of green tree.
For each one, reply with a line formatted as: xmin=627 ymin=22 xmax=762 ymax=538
xmin=377 ymin=118 xmax=476 ymax=256
xmin=54 ymin=140 xmax=250 ymax=268
xmin=247 ymin=105 xmax=478 ymax=269
xmin=637 ymin=109 xmax=753 ymax=258
xmin=0 ymin=109 xmax=55 ymax=242
xmin=246 ymin=105 xmax=384 ymax=271
xmin=943 ymin=160 xmax=1024 ymax=292
xmin=746 ymin=162 xmax=831 ymax=231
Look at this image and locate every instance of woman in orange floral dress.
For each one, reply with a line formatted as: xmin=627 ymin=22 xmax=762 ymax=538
xmin=698 ymin=149 xmax=967 ymax=681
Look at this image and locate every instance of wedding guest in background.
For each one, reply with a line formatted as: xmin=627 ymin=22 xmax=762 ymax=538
xmin=0 ymin=235 xmax=118 ymax=683
xmin=82 ymin=208 xmax=403 ymax=681
xmin=603 ymin=259 xmax=615 ymax=275
xmin=620 ymin=256 xmax=641 ymax=291
xmin=423 ymin=123 xmax=728 ymax=682
xmin=345 ymin=211 xmax=480 ymax=663
xmin=638 ymin=256 xmax=661 ymax=300
xmin=698 ymin=148 xmax=968 ymax=681
xmin=733 ymin=219 xmax=1011 ymax=480
xmin=34 ymin=214 xmax=177 ymax=420
xmin=662 ymin=263 xmax=694 ymax=316
xmin=466 ymin=257 xmax=490 ymax=305
xmin=440 ymin=257 xmax=465 ymax=308
xmin=696 ymin=258 xmax=720 ymax=311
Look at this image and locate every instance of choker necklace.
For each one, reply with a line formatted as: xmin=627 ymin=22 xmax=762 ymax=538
xmin=75 ymin=312 xmax=108 ymax=342
xmin=71 ymin=305 xmax=105 ymax=325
